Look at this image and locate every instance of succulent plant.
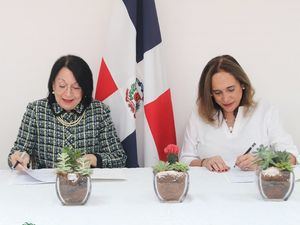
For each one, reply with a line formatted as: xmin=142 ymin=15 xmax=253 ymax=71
xmin=153 ymin=144 xmax=189 ymax=173
xmin=255 ymin=145 xmax=292 ymax=172
xmin=56 ymin=146 xmax=92 ymax=176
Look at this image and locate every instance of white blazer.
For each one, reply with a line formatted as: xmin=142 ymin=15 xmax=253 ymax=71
xmin=180 ymin=100 xmax=298 ymax=166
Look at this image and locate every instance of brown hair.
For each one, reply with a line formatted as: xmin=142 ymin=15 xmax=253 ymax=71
xmin=197 ymin=55 xmax=255 ymax=125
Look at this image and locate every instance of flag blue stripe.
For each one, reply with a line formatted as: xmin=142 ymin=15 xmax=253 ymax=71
xmin=122 ymin=131 xmax=139 ymax=167
xmin=123 ymin=0 xmax=162 ymax=63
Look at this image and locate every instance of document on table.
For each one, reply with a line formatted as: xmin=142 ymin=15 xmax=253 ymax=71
xmin=12 ymin=169 xmax=56 ymax=184
xmin=11 ymin=168 xmax=127 ymax=184
xmin=225 ymin=167 xmax=256 ymax=183
xmin=226 ymin=165 xmax=300 ymax=183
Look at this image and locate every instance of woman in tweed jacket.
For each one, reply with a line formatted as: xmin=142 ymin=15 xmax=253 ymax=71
xmin=9 ymin=55 xmax=127 ymax=169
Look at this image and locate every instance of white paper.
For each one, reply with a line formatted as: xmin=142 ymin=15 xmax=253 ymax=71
xmin=11 ymin=168 xmax=127 ymax=184
xmin=225 ymin=167 xmax=256 ymax=183
xmin=24 ymin=168 xmax=56 ymax=182
xmin=0 ymin=170 xmax=8 ymax=176
xmin=12 ymin=169 xmax=56 ymax=184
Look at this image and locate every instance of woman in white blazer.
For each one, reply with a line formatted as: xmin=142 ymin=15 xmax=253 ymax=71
xmin=180 ymin=55 xmax=298 ymax=172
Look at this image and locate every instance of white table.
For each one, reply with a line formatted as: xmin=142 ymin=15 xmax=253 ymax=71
xmin=0 ymin=167 xmax=299 ymax=225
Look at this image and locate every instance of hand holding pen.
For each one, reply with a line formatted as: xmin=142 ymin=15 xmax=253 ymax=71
xmin=234 ymin=142 xmax=257 ymax=170
xmin=10 ymin=151 xmax=29 ymax=170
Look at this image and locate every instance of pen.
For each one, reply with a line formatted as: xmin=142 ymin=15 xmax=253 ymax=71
xmin=13 ymin=151 xmax=26 ymax=169
xmin=234 ymin=142 xmax=256 ymax=168
xmin=243 ymin=142 xmax=256 ymax=155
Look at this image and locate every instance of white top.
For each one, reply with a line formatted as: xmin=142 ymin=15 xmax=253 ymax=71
xmin=180 ymin=100 xmax=299 ymax=166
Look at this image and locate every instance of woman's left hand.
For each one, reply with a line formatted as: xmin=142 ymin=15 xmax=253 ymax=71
xmin=235 ymin=154 xmax=258 ymax=171
xmin=83 ymin=154 xmax=97 ymax=167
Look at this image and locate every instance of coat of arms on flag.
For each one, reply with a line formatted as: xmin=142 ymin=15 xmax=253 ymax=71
xmin=126 ymin=78 xmax=144 ymax=118
xmin=95 ymin=0 xmax=176 ymax=167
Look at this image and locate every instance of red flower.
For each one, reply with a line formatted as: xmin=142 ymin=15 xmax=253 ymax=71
xmin=164 ymin=144 xmax=179 ymax=155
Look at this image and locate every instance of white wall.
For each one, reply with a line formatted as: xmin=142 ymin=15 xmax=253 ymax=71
xmin=1 ymin=0 xmax=299 ymax=169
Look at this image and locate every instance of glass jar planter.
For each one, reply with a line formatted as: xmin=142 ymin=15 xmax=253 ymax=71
xmin=154 ymin=171 xmax=189 ymax=203
xmin=56 ymin=173 xmax=91 ymax=205
xmin=258 ymin=169 xmax=294 ymax=201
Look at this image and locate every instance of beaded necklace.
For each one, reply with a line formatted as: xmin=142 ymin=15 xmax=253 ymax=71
xmin=56 ymin=111 xmax=85 ymax=127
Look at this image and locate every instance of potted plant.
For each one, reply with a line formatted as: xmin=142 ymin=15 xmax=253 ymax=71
xmin=56 ymin=146 xmax=92 ymax=205
xmin=256 ymin=145 xmax=295 ymax=201
xmin=153 ymin=144 xmax=189 ymax=203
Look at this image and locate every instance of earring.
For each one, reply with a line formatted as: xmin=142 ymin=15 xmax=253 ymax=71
xmin=242 ymin=87 xmax=245 ymax=90
xmin=52 ymin=91 xmax=55 ymax=94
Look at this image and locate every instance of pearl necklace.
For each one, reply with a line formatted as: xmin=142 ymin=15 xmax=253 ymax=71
xmin=56 ymin=112 xmax=85 ymax=127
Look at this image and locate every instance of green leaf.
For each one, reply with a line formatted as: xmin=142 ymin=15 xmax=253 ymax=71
xmin=56 ymin=146 xmax=92 ymax=176
xmin=153 ymin=161 xmax=189 ymax=173
xmin=255 ymin=145 xmax=292 ymax=172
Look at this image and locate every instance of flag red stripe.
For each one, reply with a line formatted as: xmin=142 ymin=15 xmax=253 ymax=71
xmin=95 ymin=58 xmax=118 ymax=101
xmin=144 ymin=89 xmax=177 ymax=161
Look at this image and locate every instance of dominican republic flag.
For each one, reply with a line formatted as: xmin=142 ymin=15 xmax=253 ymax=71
xmin=95 ymin=0 xmax=176 ymax=167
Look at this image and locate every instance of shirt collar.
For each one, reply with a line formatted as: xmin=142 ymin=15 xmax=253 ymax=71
xmin=215 ymin=106 xmax=245 ymax=121
xmin=52 ymin=102 xmax=85 ymax=115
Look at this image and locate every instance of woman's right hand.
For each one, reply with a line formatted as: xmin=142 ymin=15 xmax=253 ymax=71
xmin=202 ymin=156 xmax=230 ymax=172
xmin=9 ymin=151 xmax=30 ymax=171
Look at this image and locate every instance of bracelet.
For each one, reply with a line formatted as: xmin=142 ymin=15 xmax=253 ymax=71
xmin=200 ymin=158 xmax=206 ymax=167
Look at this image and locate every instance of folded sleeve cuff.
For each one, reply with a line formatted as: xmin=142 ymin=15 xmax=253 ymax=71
xmin=94 ymin=154 xmax=103 ymax=168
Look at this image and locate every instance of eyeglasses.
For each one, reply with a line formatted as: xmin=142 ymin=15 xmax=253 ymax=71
xmin=53 ymin=82 xmax=82 ymax=95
